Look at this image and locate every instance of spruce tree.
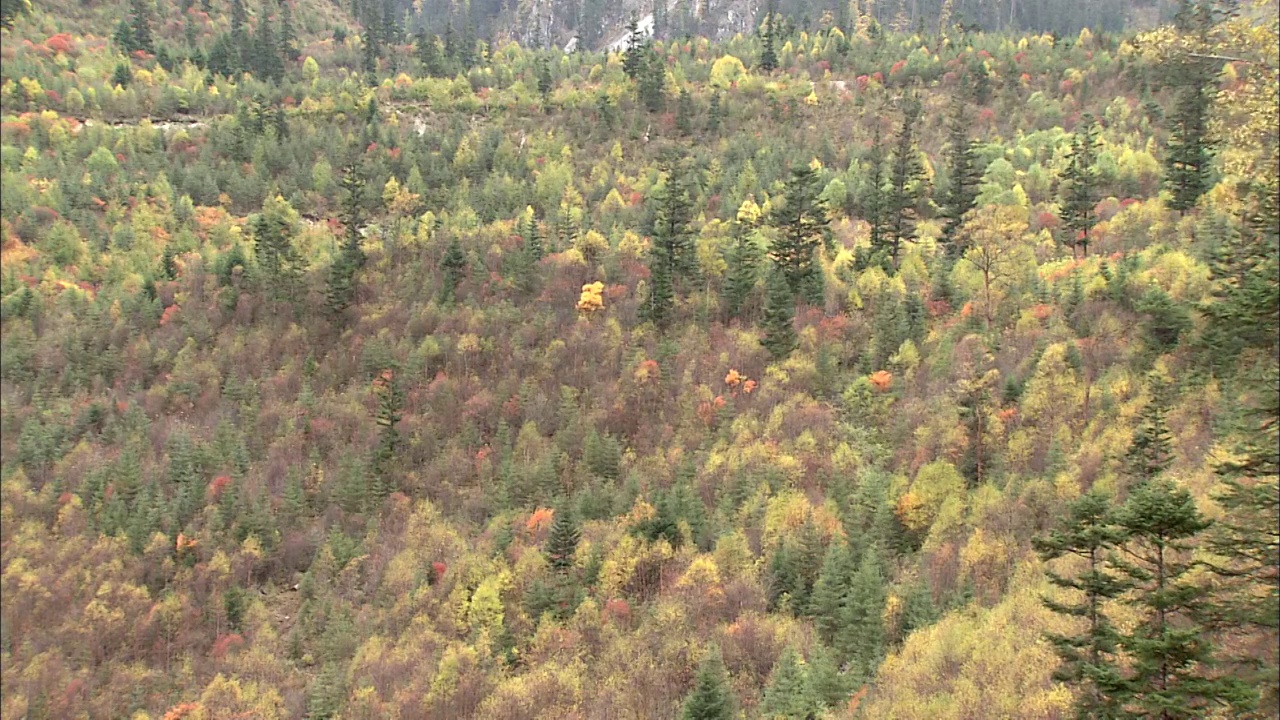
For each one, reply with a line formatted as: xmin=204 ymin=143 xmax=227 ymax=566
xmin=1164 ymin=65 xmax=1214 ymax=214
xmin=768 ymin=164 xmax=828 ymax=305
xmin=681 ymin=647 xmax=735 ymax=720
xmin=325 ymin=168 xmax=367 ymax=317
xmin=834 ymin=548 xmax=886 ymax=682
xmin=415 ymin=30 xmax=443 ymax=76
xmin=760 ymin=265 xmax=797 ymax=360
xmin=1033 ymin=491 xmax=1131 ymax=719
xmin=807 ymin=643 xmax=849 ymax=709
xmin=638 ymin=48 xmax=667 ymax=112
xmin=1114 ymin=478 xmax=1254 ymax=717
xmin=1059 ymin=114 xmax=1100 ymax=258
xmin=278 ymin=0 xmax=299 ymax=60
xmin=940 ymin=100 xmax=983 ymax=258
xmin=643 ymin=170 xmax=696 ymax=329
xmin=251 ymin=197 xmax=304 ymax=302
xmin=758 ymin=1 xmax=778 ymax=73
xmin=440 ymin=237 xmax=467 ymax=303
xmin=760 ymin=646 xmax=820 ymax=719
xmin=723 ymin=223 xmax=762 ymax=320
xmin=676 ymin=87 xmax=694 ymax=136
xmin=809 ymin=538 xmax=856 ymax=644
xmin=623 ymin=15 xmax=646 ymax=80
xmin=885 ymin=95 xmax=927 ymax=268
xmin=1127 ymin=378 xmax=1175 ymax=485
xmin=545 ymin=503 xmax=581 ymax=572
xmin=129 ymin=0 xmax=155 ymax=54
xmin=865 ymin=126 xmax=891 ymax=268
xmin=370 ymin=368 xmax=404 ymax=502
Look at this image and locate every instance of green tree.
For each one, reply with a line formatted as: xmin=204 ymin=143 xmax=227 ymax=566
xmin=1127 ymin=378 xmax=1175 ymax=485
xmin=676 ymin=88 xmax=695 ymax=136
xmin=623 ymin=14 xmax=646 ymax=80
xmin=278 ymin=0 xmax=299 ymax=60
xmin=885 ymin=95 xmax=927 ymax=268
xmin=808 ymin=538 xmax=856 ymax=644
xmin=723 ymin=217 xmax=763 ymax=320
xmin=760 ymin=646 xmax=820 ymax=719
xmin=252 ymin=195 xmax=305 ymax=302
xmin=440 ymin=237 xmax=467 ymax=303
xmin=834 ymin=547 xmax=886 ymax=682
xmin=370 ymin=368 xmax=404 ymax=502
xmin=129 ymin=0 xmax=155 ymax=54
xmin=1164 ymin=64 xmax=1214 ymax=214
xmin=1059 ymin=114 xmax=1100 ymax=258
xmin=682 ymin=646 xmax=735 ymax=720
xmin=768 ymin=164 xmax=828 ymax=306
xmin=1114 ymin=478 xmax=1254 ymax=718
xmin=940 ymin=100 xmax=983 ymax=257
xmin=325 ymin=167 xmax=368 ymax=317
xmin=545 ymin=503 xmax=581 ymax=573
xmin=758 ymin=0 xmax=778 ymax=72
xmin=1033 ymin=491 xmax=1131 ymax=719
xmin=760 ymin=265 xmax=797 ymax=360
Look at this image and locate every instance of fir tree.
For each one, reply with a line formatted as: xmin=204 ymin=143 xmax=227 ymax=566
xmin=370 ymin=368 xmax=404 ymax=502
xmin=1164 ymin=65 xmax=1214 ymax=214
xmin=1059 ymin=114 xmax=1100 ymax=258
xmin=940 ymin=100 xmax=983 ymax=257
xmin=759 ymin=0 xmax=778 ymax=73
xmin=638 ymin=48 xmax=667 ymax=112
xmin=723 ymin=223 xmax=762 ymax=320
xmin=768 ymin=163 xmax=828 ymax=305
xmin=1033 ymin=491 xmax=1131 ymax=719
xmin=885 ymin=95 xmax=927 ymax=268
xmin=760 ymin=646 xmax=820 ymax=719
xmin=865 ymin=126 xmax=891 ymax=269
xmin=834 ymin=547 xmax=886 ymax=681
xmin=761 ymin=265 xmax=797 ymax=360
xmin=643 ymin=170 xmax=696 ymax=329
xmin=278 ymin=0 xmax=299 ymax=60
xmin=545 ymin=503 xmax=581 ymax=572
xmin=1127 ymin=377 xmax=1174 ymax=485
xmin=415 ymin=30 xmax=444 ymax=76
xmin=325 ymin=167 xmax=367 ymax=317
xmin=623 ymin=14 xmax=646 ymax=79
xmin=707 ymin=92 xmax=723 ymax=133
xmin=681 ymin=647 xmax=735 ymax=720
xmin=676 ymin=87 xmax=694 ymax=136
xmin=808 ymin=538 xmax=856 ymax=644
xmin=440 ymin=237 xmax=467 ymax=303
xmin=129 ymin=0 xmax=155 ymax=54
xmin=1114 ymin=478 xmax=1255 ymax=717
xmin=251 ymin=198 xmax=304 ymax=302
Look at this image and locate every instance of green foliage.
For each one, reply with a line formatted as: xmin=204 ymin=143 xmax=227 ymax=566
xmin=682 ymin=647 xmax=735 ymax=720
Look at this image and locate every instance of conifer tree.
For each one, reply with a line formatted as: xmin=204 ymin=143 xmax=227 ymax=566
xmin=638 ymin=48 xmax=667 ymax=112
xmin=545 ymin=503 xmax=581 ymax=572
xmin=1164 ymin=64 xmax=1214 ymax=214
xmin=1127 ymin=378 xmax=1175 ymax=485
xmin=325 ymin=168 xmax=367 ymax=317
xmin=676 ymin=88 xmax=694 ymax=136
xmin=278 ymin=0 xmax=299 ymax=60
xmin=809 ymin=538 xmax=856 ymax=644
xmin=1033 ymin=491 xmax=1131 ymax=719
xmin=761 ymin=265 xmax=797 ymax=360
xmin=1114 ymin=478 xmax=1254 ymax=717
xmin=884 ymin=95 xmax=927 ymax=268
xmin=623 ymin=14 xmax=646 ymax=79
xmin=440 ymin=237 xmax=467 ymax=303
xmin=252 ymin=196 xmax=304 ymax=302
xmin=643 ymin=170 xmax=696 ymax=329
xmin=807 ymin=643 xmax=849 ymax=709
xmin=834 ymin=548 xmax=886 ymax=681
xmin=415 ymin=30 xmax=444 ymax=76
xmin=681 ymin=647 xmax=735 ymax=720
xmin=760 ymin=646 xmax=820 ymax=719
xmin=759 ymin=0 xmax=778 ymax=72
xmin=129 ymin=0 xmax=155 ymax=54
xmin=940 ymin=100 xmax=983 ymax=257
xmin=865 ymin=126 xmax=891 ymax=268
xmin=1059 ymin=114 xmax=1100 ymax=258
xmin=370 ymin=368 xmax=404 ymax=502
xmin=768 ymin=163 xmax=828 ymax=305
xmin=723 ymin=221 xmax=762 ymax=320
xmin=707 ymin=92 xmax=723 ymax=133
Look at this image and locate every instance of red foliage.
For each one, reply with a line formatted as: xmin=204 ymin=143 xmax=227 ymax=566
xmin=890 ymin=60 xmax=907 ymax=76
xmin=431 ymin=561 xmax=447 ymax=582
xmin=1020 ymin=72 xmax=1032 ymax=83
xmin=159 ymin=305 xmax=180 ymax=326
xmin=868 ymin=371 xmax=893 ymax=392
xmin=1036 ymin=211 xmax=1060 ymax=230
xmin=603 ymin=598 xmax=631 ymax=623
xmin=206 ymin=475 xmax=232 ymax=502
xmin=211 ymin=633 xmax=245 ymax=659
xmin=871 ymin=71 xmax=883 ymax=84
xmin=163 ymin=704 xmax=202 ymax=720
xmin=45 ymin=34 xmax=75 ymax=55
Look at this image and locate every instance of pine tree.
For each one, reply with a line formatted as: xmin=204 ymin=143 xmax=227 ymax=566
xmin=940 ymin=100 xmax=983 ymax=258
xmin=760 ymin=646 xmax=820 ymax=719
xmin=809 ymin=538 xmax=856 ymax=644
xmin=1164 ymin=65 xmax=1214 ymax=214
xmin=681 ymin=647 xmax=735 ymax=720
xmin=252 ymin=196 xmax=304 ymax=302
xmin=440 ymin=237 xmax=467 ymax=303
xmin=325 ymin=167 xmax=367 ymax=317
xmin=834 ymin=548 xmax=886 ymax=681
xmin=723 ymin=223 xmax=762 ymax=320
xmin=278 ymin=0 xmax=299 ymax=60
xmin=1033 ymin=491 xmax=1131 ymax=719
xmin=545 ymin=503 xmax=581 ymax=572
xmin=885 ymin=95 xmax=927 ymax=268
xmin=1059 ymin=114 xmax=1100 ymax=258
xmin=1127 ymin=377 xmax=1175 ymax=485
xmin=623 ymin=14 xmax=646 ymax=79
xmin=1114 ymin=478 xmax=1255 ymax=717
xmin=676 ymin=87 xmax=694 ymax=135
xmin=638 ymin=48 xmax=667 ymax=112
xmin=768 ymin=164 xmax=828 ymax=305
xmin=760 ymin=265 xmax=797 ymax=360
xmin=865 ymin=126 xmax=891 ymax=268
xmin=129 ymin=0 xmax=155 ymax=54
xmin=759 ymin=0 xmax=778 ymax=72
xmin=370 ymin=368 xmax=404 ymax=503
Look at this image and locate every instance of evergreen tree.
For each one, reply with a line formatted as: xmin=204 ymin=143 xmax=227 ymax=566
xmin=370 ymin=368 xmax=403 ymax=503
xmin=865 ymin=126 xmax=891 ymax=268
xmin=623 ymin=14 xmax=646 ymax=80
xmin=885 ymin=95 xmax=927 ymax=268
xmin=723 ymin=222 xmax=763 ymax=320
xmin=807 ymin=643 xmax=849 ymax=709
xmin=278 ymin=0 xmax=299 ymax=61
xmin=1059 ymin=114 xmax=1100 ymax=258
xmin=1127 ymin=377 xmax=1174 ymax=485
xmin=834 ymin=547 xmax=886 ymax=681
xmin=440 ymin=237 xmax=467 ymax=303
xmin=760 ymin=646 xmax=820 ymax=719
xmin=1033 ymin=491 xmax=1131 ymax=719
xmin=808 ymin=538 xmax=856 ymax=644
xmin=759 ymin=1 xmax=778 ymax=72
xmin=1164 ymin=64 xmax=1214 ymax=214
xmin=522 ymin=207 xmax=544 ymax=262
xmin=643 ymin=170 xmax=696 ymax=329
xmin=638 ymin=48 xmax=667 ymax=112
xmin=537 ymin=59 xmax=554 ymax=101
xmin=415 ymin=30 xmax=444 ymax=76
xmin=325 ymin=167 xmax=367 ymax=317
xmin=681 ymin=647 xmax=735 ymax=720
xmin=251 ymin=197 xmax=304 ymax=302
xmin=768 ymin=164 xmax=828 ymax=305
xmin=707 ymin=92 xmax=723 ymax=133
xmin=940 ymin=100 xmax=983 ymax=257
xmin=676 ymin=88 xmax=694 ymax=136
xmin=545 ymin=503 xmax=581 ymax=572
xmin=129 ymin=0 xmax=155 ymax=54
xmin=1113 ymin=478 xmax=1254 ymax=717
xmin=760 ymin=265 xmax=797 ymax=360
xmin=230 ymin=0 xmax=247 ymax=35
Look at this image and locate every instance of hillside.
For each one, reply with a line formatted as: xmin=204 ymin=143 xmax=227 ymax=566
xmin=1 ymin=0 xmax=1278 ymax=718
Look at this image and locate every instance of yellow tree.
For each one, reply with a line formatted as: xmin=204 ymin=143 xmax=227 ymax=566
xmin=957 ymin=205 xmax=1031 ymax=329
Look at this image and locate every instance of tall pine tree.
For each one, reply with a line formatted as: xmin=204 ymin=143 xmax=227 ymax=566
xmin=1164 ymin=63 xmax=1214 ymax=214
xmin=1059 ymin=114 xmax=1100 ymax=258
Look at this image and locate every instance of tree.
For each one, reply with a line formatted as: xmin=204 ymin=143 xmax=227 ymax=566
xmin=1059 ymin=114 xmax=1100 ymax=258
xmin=325 ymin=167 xmax=368 ymax=317
xmin=537 ymin=59 xmax=554 ymax=102
xmin=676 ymin=88 xmax=694 ymax=136
xmin=129 ymin=0 xmax=155 ymax=54
xmin=638 ymin=48 xmax=667 ymax=112
xmin=1127 ymin=376 xmax=1175 ymax=485
xmin=958 ymin=205 xmax=1029 ymax=329
xmin=1033 ymin=491 xmax=1131 ymax=719
xmin=682 ymin=647 xmax=735 ymax=720
xmin=370 ymin=368 xmax=404 ymax=503
xmin=884 ymin=95 xmax=927 ymax=267
xmin=623 ymin=15 xmax=646 ymax=79
xmin=252 ymin=195 xmax=304 ymax=302
xmin=809 ymin=538 xmax=856 ymax=644
xmin=1164 ymin=63 xmax=1214 ymax=214
xmin=768 ymin=164 xmax=828 ymax=306
xmin=834 ymin=548 xmax=886 ymax=682
xmin=759 ymin=0 xmax=778 ymax=72
xmin=545 ymin=504 xmax=581 ymax=573
xmin=643 ymin=170 xmax=696 ymax=329
xmin=940 ymin=100 xmax=983 ymax=257
xmin=723 ymin=207 xmax=763 ymax=320
xmin=440 ymin=237 xmax=467 ymax=303
xmin=278 ymin=0 xmax=300 ymax=60
xmin=760 ymin=646 xmax=820 ymax=719
xmin=1113 ymin=478 xmax=1255 ymax=717
xmin=761 ymin=266 xmax=797 ymax=360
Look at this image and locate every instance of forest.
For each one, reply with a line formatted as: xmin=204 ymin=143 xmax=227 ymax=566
xmin=0 ymin=0 xmax=1277 ymax=717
